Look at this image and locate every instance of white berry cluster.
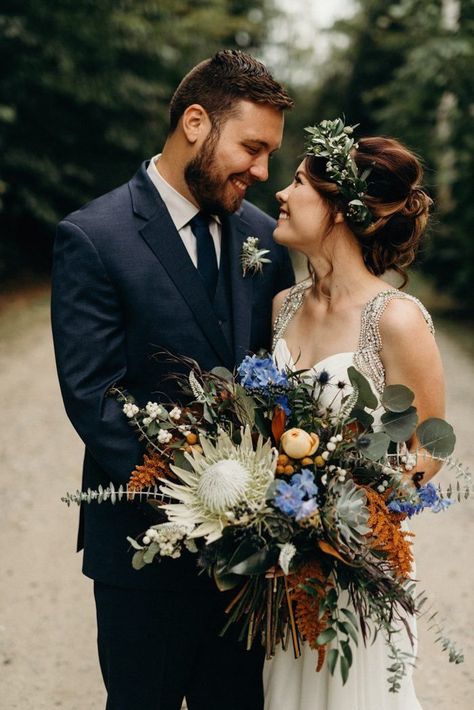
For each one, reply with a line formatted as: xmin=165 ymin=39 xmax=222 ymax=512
xmin=123 ymin=402 xmax=139 ymax=419
xmin=169 ymin=407 xmax=182 ymax=421
xmin=321 ymin=463 xmax=347 ymax=487
xmin=157 ymin=429 xmax=173 ymax=444
xmin=142 ymin=523 xmax=189 ymax=559
xmin=143 ymin=401 xmax=165 ymax=426
xmin=321 ymin=434 xmax=343 ymax=462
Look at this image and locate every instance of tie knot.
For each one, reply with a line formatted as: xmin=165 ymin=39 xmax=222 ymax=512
xmin=189 ymin=212 xmax=211 ymax=232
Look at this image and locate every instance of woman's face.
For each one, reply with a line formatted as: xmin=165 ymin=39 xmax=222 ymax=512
xmin=273 ymin=160 xmax=332 ymax=253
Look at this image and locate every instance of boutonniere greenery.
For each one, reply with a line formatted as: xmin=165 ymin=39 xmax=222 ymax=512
xmin=241 ymin=236 xmax=271 ymax=277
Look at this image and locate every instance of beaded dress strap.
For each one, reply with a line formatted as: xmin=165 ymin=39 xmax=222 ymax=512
xmin=272 ymin=279 xmax=312 ymax=351
xmin=353 ymin=289 xmax=435 ymax=395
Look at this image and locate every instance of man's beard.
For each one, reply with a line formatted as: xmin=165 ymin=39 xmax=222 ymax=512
xmin=184 ymin=130 xmax=245 ymax=216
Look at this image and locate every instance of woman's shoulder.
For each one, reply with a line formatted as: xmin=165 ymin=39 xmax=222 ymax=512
xmin=378 ymin=291 xmax=435 ymax=341
xmin=272 ymin=279 xmax=311 ymax=317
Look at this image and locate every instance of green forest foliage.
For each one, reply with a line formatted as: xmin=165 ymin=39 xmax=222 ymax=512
xmin=307 ymin=0 xmax=474 ymax=308
xmin=1 ymin=0 xmax=472 ymax=308
xmin=0 ymin=0 xmax=268 ymax=281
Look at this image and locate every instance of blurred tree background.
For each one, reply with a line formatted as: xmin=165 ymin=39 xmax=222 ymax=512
xmin=0 ymin=0 xmax=472 ymax=309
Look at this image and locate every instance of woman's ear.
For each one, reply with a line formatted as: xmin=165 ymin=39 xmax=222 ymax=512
xmin=334 ymin=211 xmax=345 ymax=224
xmin=181 ymin=104 xmax=212 ymax=145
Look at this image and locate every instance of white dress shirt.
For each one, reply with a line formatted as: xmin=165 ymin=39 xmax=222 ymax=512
xmin=146 ymin=154 xmax=221 ymax=267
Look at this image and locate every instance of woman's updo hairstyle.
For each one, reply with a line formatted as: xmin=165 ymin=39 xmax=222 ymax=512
xmin=305 ymin=136 xmax=433 ymax=285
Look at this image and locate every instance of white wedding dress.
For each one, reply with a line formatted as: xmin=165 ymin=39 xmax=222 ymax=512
xmin=263 ymin=281 xmax=434 ymax=710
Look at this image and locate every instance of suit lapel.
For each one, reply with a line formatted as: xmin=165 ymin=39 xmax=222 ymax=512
xmin=224 ymin=213 xmax=254 ymax=365
xmin=130 ymin=164 xmax=234 ymax=369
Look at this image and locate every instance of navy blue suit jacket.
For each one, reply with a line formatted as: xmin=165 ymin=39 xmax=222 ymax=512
xmin=51 ymin=162 xmax=294 ymax=590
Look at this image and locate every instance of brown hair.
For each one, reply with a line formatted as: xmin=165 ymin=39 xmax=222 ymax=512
xmin=305 ymin=136 xmax=432 ymax=286
xmin=169 ymin=49 xmax=293 ymax=133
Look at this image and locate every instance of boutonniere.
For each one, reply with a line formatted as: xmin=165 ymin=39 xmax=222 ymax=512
xmin=241 ymin=236 xmax=271 ymax=277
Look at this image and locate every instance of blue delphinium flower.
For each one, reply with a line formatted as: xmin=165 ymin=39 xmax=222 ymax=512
xmin=292 ymin=469 xmax=318 ymax=497
xmin=387 ymin=499 xmax=423 ymax=517
xmin=274 ymin=480 xmax=305 ymax=516
xmin=274 ymin=469 xmax=319 ymax=520
xmin=295 ymin=498 xmax=319 ymax=521
xmin=275 ymin=395 xmax=291 ymax=416
xmin=237 ymin=355 xmax=290 ymax=392
xmin=388 ymin=482 xmax=453 ymax=518
xmin=419 ymin=482 xmax=453 ymax=512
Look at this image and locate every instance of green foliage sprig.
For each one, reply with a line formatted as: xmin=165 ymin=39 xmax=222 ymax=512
xmin=304 ymin=117 xmax=373 ymax=228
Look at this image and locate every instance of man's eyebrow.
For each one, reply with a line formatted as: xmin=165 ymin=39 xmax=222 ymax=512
xmin=242 ymin=138 xmax=280 ymax=153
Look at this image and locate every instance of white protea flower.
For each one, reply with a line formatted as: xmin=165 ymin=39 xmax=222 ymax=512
xmin=278 ymin=542 xmax=297 ymax=575
xmin=160 ymin=427 xmax=278 ymax=543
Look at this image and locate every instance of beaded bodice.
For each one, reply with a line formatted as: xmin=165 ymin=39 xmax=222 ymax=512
xmin=272 ymin=280 xmax=434 ymax=394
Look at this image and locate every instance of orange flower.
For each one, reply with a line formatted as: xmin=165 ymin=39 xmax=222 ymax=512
xmin=127 ymin=450 xmax=174 ymax=498
xmin=289 ymin=560 xmax=331 ymax=671
xmin=271 ymin=406 xmax=286 ymax=444
xmin=363 ymin=486 xmax=414 ymax=578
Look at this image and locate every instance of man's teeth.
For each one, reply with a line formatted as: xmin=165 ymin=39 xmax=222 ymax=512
xmin=232 ymin=178 xmax=247 ymax=191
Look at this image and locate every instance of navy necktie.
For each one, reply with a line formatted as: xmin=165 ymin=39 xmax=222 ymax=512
xmin=189 ymin=212 xmax=218 ymax=299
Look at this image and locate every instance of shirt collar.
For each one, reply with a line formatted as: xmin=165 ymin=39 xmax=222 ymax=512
xmin=147 ymin=154 xmax=220 ymax=230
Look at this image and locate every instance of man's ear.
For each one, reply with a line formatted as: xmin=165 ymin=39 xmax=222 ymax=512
xmin=181 ymin=104 xmax=212 ymax=145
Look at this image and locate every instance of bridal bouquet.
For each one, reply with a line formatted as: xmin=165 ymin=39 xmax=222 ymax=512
xmin=63 ymin=353 xmax=468 ymax=690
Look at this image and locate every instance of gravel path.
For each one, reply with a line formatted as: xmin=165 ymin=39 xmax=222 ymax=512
xmin=0 ymin=291 xmax=472 ymax=709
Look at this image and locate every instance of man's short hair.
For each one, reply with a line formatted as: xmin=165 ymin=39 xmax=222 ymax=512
xmin=169 ymin=49 xmax=293 ymax=132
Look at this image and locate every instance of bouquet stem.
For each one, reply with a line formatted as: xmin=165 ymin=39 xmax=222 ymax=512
xmin=284 ymin=575 xmax=301 ymax=659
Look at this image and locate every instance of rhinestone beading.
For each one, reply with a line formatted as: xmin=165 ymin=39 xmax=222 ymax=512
xmin=272 ymin=285 xmax=434 ymax=394
xmin=353 ymin=290 xmax=434 ymax=394
xmin=272 ymin=279 xmax=312 ymax=351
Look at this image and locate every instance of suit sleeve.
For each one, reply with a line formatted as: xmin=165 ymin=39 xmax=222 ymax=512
xmin=51 ymin=219 xmax=148 ymax=493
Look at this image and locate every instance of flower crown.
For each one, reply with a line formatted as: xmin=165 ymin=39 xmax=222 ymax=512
xmin=304 ymin=118 xmax=373 ymax=228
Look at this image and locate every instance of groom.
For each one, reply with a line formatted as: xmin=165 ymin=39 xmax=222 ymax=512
xmin=51 ymin=50 xmax=294 ymax=710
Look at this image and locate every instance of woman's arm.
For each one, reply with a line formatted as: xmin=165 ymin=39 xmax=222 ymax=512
xmin=379 ymin=298 xmax=445 ymax=483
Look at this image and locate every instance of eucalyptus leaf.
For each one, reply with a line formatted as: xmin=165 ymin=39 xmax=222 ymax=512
xmin=143 ymin=541 xmax=160 ymax=564
xmin=316 ymin=627 xmax=337 ymax=645
xmin=131 ymin=550 xmax=147 ymax=570
xmin=347 ymin=366 xmax=378 ymax=410
xmin=382 ymin=384 xmax=415 ymax=412
xmin=327 ymin=648 xmax=339 ymax=675
xmin=416 ymin=418 xmax=456 ymax=456
xmin=340 ymin=655 xmax=350 ymax=685
xmin=351 ymin=407 xmax=374 ymax=429
xmin=381 ymin=407 xmax=418 ymax=442
xmin=341 ymin=640 xmax=353 ymax=666
xmin=126 ymin=536 xmax=144 ymax=551
xmin=341 ymin=607 xmax=358 ymax=630
xmin=357 ymin=432 xmax=390 ymax=461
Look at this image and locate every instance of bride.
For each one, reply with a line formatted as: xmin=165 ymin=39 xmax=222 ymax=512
xmin=263 ymin=119 xmax=445 ymax=709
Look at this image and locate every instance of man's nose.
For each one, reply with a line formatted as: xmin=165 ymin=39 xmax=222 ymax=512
xmin=249 ymin=156 xmax=269 ymax=182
